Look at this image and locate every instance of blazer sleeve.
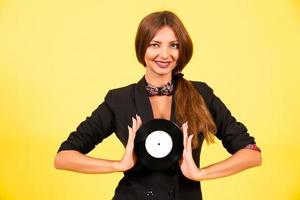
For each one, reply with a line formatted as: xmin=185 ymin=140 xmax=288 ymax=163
xmin=195 ymin=82 xmax=256 ymax=154
xmin=57 ymin=90 xmax=116 ymax=154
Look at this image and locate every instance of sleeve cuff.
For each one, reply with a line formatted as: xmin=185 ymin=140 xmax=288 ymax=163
xmin=243 ymin=144 xmax=261 ymax=153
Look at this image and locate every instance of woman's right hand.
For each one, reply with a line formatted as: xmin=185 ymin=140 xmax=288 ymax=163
xmin=117 ymin=115 xmax=142 ymax=172
xmin=54 ymin=115 xmax=142 ymax=174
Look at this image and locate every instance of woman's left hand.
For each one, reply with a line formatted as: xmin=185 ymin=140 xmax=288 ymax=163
xmin=179 ymin=122 xmax=202 ymax=181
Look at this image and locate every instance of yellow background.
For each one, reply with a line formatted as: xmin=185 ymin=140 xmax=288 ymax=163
xmin=1 ymin=0 xmax=299 ymax=199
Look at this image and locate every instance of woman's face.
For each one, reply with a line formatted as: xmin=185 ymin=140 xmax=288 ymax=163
xmin=144 ymin=26 xmax=179 ymax=79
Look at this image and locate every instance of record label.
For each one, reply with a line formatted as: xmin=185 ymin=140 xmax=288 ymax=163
xmin=145 ymin=130 xmax=173 ymax=158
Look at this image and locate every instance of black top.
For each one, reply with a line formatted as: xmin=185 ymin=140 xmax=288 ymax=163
xmin=57 ymin=76 xmax=256 ymax=200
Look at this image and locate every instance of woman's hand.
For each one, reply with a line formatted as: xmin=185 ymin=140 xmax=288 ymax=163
xmin=179 ymin=122 xmax=202 ymax=181
xmin=178 ymin=122 xmax=262 ymax=181
xmin=54 ymin=115 xmax=142 ymax=174
xmin=117 ymin=115 xmax=142 ymax=172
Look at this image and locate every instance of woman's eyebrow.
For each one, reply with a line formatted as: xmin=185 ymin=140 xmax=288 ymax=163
xmin=151 ymin=40 xmax=179 ymax=43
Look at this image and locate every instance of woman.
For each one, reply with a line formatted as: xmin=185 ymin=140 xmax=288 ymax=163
xmin=54 ymin=11 xmax=262 ymax=199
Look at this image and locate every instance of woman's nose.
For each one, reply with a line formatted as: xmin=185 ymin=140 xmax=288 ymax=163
xmin=159 ymin=46 xmax=170 ymax=59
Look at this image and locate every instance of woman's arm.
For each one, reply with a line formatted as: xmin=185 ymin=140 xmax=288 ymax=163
xmin=197 ymin=148 xmax=261 ymax=181
xmin=54 ymin=115 xmax=142 ymax=174
xmin=179 ymin=122 xmax=262 ymax=181
xmin=54 ymin=150 xmax=122 ymax=173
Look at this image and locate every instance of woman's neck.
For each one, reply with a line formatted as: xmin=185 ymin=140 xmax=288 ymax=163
xmin=145 ymin=73 xmax=172 ymax=87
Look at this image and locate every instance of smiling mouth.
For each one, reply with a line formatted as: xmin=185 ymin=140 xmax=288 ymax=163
xmin=155 ymin=61 xmax=171 ymax=68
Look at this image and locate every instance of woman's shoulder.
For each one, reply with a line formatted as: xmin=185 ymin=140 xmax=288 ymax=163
xmin=190 ymin=80 xmax=214 ymax=95
xmin=109 ymin=83 xmax=136 ymax=93
xmin=107 ymin=76 xmax=145 ymax=98
xmin=187 ymin=80 xmax=216 ymax=107
xmin=106 ymin=83 xmax=136 ymax=99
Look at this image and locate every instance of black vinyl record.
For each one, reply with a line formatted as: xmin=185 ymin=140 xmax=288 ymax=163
xmin=134 ymin=119 xmax=183 ymax=171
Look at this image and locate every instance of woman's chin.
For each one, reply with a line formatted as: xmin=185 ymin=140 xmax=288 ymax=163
xmin=153 ymin=68 xmax=173 ymax=76
xmin=155 ymin=65 xmax=175 ymax=75
xmin=146 ymin=63 xmax=176 ymax=77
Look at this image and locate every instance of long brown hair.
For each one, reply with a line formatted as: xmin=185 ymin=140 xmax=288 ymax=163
xmin=135 ymin=11 xmax=216 ymax=148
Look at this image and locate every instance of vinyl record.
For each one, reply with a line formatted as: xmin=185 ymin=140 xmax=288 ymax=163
xmin=134 ymin=119 xmax=183 ymax=171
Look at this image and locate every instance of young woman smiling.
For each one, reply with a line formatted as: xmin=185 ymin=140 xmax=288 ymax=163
xmin=55 ymin=11 xmax=262 ymax=200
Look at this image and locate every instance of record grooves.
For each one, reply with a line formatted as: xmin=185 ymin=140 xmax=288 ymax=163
xmin=134 ymin=119 xmax=183 ymax=171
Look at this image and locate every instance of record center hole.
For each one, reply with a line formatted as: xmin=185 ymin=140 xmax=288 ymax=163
xmin=157 ymin=143 xmax=160 ymax=146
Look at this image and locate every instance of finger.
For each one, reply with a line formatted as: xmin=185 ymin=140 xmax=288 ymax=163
xmin=127 ymin=126 xmax=133 ymax=142
xmin=187 ymin=134 xmax=194 ymax=153
xmin=182 ymin=122 xmax=188 ymax=148
xmin=136 ymin=114 xmax=142 ymax=128
xmin=127 ymin=126 xmax=137 ymax=153
xmin=132 ymin=117 xmax=137 ymax=132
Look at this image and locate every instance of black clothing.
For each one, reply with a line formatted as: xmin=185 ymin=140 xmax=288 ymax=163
xmin=58 ymin=76 xmax=256 ymax=200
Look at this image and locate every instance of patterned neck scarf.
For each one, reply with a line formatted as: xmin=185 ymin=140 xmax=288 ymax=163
xmin=145 ymin=81 xmax=174 ymax=96
xmin=144 ymin=73 xmax=184 ymax=96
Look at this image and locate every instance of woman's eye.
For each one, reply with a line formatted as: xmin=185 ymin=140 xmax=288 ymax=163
xmin=170 ymin=43 xmax=179 ymax=49
xmin=150 ymin=43 xmax=159 ymax=48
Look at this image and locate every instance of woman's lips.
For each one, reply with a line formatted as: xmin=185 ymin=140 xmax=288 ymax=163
xmin=154 ymin=61 xmax=171 ymax=68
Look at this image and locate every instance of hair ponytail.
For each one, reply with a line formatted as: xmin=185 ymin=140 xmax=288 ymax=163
xmin=174 ymin=76 xmax=216 ymax=148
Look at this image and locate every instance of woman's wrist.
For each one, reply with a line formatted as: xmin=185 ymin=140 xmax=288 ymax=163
xmin=113 ymin=160 xmax=134 ymax=172
xmin=112 ymin=160 xmax=125 ymax=172
xmin=195 ymin=168 xmax=207 ymax=181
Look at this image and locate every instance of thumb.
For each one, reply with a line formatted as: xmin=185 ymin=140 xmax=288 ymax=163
xmin=187 ymin=134 xmax=194 ymax=152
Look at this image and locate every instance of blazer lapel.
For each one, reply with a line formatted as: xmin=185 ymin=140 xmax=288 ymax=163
xmin=134 ymin=76 xmax=177 ymax=125
xmin=134 ymin=76 xmax=154 ymax=123
xmin=170 ymin=96 xmax=176 ymax=124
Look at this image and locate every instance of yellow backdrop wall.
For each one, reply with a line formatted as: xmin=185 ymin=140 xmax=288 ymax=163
xmin=0 ymin=0 xmax=299 ymax=199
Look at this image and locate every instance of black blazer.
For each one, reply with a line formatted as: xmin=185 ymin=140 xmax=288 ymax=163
xmin=58 ymin=76 xmax=256 ymax=200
